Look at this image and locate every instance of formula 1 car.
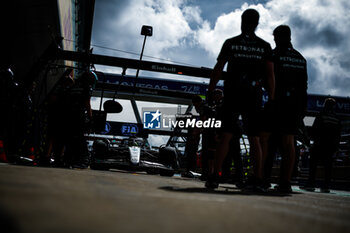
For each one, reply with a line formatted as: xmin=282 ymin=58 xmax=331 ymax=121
xmin=90 ymin=137 xmax=178 ymax=176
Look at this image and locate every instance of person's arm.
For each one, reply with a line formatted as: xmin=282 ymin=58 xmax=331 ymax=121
xmin=335 ymin=119 xmax=342 ymax=150
xmin=310 ymin=114 xmax=321 ymax=140
xmin=208 ymin=59 xmax=226 ymax=92
xmin=302 ymin=64 xmax=308 ymax=114
xmin=265 ymin=60 xmax=275 ymax=101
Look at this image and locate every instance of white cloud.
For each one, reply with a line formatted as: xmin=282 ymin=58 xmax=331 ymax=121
xmin=182 ymin=5 xmax=202 ymax=24
xmin=195 ymin=3 xmax=277 ymax=58
xmin=195 ymin=11 xmax=240 ymax=57
xmin=106 ymin=0 xmax=198 ymax=59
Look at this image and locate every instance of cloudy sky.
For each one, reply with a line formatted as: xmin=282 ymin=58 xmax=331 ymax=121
xmin=92 ymin=0 xmax=350 ymax=97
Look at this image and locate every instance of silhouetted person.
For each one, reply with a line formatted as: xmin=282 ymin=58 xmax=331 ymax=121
xmin=182 ymin=115 xmax=200 ymax=178
xmin=300 ymin=98 xmax=341 ymax=193
xmin=182 ymin=95 xmax=207 ymax=178
xmin=198 ymin=89 xmax=223 ymax=180
xmin=0 ymin=68 xmax=32 ymax=161
xmin=205 ymin=9 xmax=275 ymax=190
xmin=45 ymin=73 xmax=74 ymax=167
xmin=268 ymin=25 xmax=308 ymax=192
xmin=64 ymin=71 xmax=95 ymax=168
xmin=0 ymin=68 xmax=16 ymax=160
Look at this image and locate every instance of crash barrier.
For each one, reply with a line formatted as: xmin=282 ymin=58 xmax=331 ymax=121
xmin=269 ymin=166 xmax=350 ymax=184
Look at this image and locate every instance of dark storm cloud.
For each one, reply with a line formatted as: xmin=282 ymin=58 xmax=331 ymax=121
xmin=92 ymin=0 xmax=130 ymax=44
xmin=290 ymin=16 xmax=344 ymax=49
xmin=339 ymin=57 xmax=350 ymax=71
xmin=193 ymin=0 xmax=268 ymax=26
xmin=318 ymin=26 xmax=344 ymax=47
xmin=330 ymin=74 xmax=350 ymax=94
xmin=191 ymin=0 xmax=241 ymax=25
xmin=305 ymin=59 xmax=324 ymax=95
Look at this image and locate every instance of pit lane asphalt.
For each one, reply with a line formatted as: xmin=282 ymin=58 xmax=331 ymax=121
xmin=0 ymin=163 xmax=349 ymax=233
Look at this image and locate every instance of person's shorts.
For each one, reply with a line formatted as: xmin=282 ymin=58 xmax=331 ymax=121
xmin=219 ymin=94 xmax=262 ymax=136
xmin=273 ymin=106 xmax=300 ymax=135
xmin=202 ymin=129 xmax=217 ymax=150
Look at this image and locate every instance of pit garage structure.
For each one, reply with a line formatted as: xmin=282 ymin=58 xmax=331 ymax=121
xmin=44 ymin=47 xmax=349 ymax=182
xmin=49 ymin=49 xmax=349 ymax=149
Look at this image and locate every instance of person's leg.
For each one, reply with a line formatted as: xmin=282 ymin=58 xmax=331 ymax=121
xmin=205 ymin=99 xmax=237 ymax=188
xmin=323 ymin=150 xmax=333 ymax=192
xmin=77 ymin=135 xmax=89 ymax=168
xmin=308 ymin=147 xmax=318 ymax=186
xmin=201 ymin=149 xmax=209 ymax=178
xmin=230 ymin=137 xmax=244 ymax=188
xmin=292 ymin=140 xmax=300 ymax=178
xmin=201 ymin=131 xmax=216 ymax=179
xmin=281 ymin=135 xmax=295 ymax=183
xmin=243 ymin=99 xmax=266 ymax=188
xmin=199 ymin=149 xmax=215 ymax=180
xmin=300 ymin=147 xmax=317 ymax=191
xmin=274 ymin=134 xmax=295 ymax=192
xmin=187 ymin=148 xmax=197 ymax=172
xmin=214 ymin=132 xmax=233 ymax=174
xmin=182 ymin=133 xmax=199 ymax=177
xmin=248 ymin=135 xmax=263 ymax=180
xmin=231 ymin=137 xmax=243 ymax=180
xmin=263 ymin=134 xmax=278 ymax=188
xmin=182 ymin=148 xmax=196 ymax=177
xmin=260 ymin=131 xmax=271 ymax=164
xmin=221 ymin=152 xmax=233 ymax=181
xmin=205 ymin=132 xmax=232 ymax=188
xmin=208 ymin=150 xmax=215 ymax=175
xmin=52 ymin=137 xmax=63 ymax=166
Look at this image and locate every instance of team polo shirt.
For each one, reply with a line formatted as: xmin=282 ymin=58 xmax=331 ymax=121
xmin=217 ymin=33 xmax=272 ymax=91
xmin=272 ymin=46 xmax=308 ymax=113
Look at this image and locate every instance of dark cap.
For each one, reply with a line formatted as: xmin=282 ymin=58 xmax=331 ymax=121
xmin=273 ymin=25 xmax=291 ymax=40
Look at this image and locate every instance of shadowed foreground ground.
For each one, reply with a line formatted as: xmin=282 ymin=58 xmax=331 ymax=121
xmin=0 ymin=163 xmax=349 ymax=233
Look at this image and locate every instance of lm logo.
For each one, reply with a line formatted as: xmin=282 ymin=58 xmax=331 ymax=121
xmin=143 ymin=110 xmax=161 ymax=129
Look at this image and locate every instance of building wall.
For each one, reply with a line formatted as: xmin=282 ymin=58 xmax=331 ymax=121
xmin=1 ymin=0 xmax=62 ymax=87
